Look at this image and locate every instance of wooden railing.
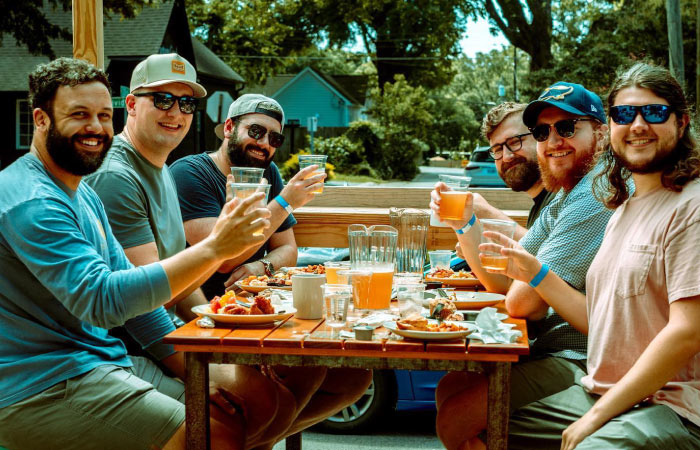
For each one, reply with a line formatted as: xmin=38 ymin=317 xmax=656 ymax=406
xmin=292 ymin=186 xmax=530 ymax=250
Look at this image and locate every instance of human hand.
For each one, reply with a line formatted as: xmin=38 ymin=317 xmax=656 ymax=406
xmin=561 ymin=411 xmax=606 ymax=450
xmin=210 ymin=193 xmax=270 ymax=261
xmin=455 ymin=242 xmax=464 ymax=259
xmin=223 ymin=261 xmax=265 ymax=290
xmin=280 ymin=164 xmax=327 ymax=209
xmin=429 ymin=182 xmax=474 ymax=231
xmin=209 ymin=379 xmax=247 ymax=419
xmin=478 ymin=231 xmax=541 ymax=283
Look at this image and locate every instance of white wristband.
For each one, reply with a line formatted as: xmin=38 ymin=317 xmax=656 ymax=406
xmin=455 ymin=214 xmax=477 ymax=235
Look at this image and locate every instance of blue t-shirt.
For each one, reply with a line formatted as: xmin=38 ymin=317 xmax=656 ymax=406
xmin=170 ymin=154 xmax=296 ymax=300
xmin=0 ymin=154 xmax=171 ymax=408
xmin=519 ymin=164 xmax=615 ymax=360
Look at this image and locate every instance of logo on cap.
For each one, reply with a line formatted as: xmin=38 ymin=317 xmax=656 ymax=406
xmin=171 ymin=60 xmax=185 ymax=75
xmin=539 ymin=85 xmax=574 ymax=102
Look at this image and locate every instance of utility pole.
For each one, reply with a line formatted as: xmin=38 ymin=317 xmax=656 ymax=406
xmin=72 ymin=0 xmax=104 ymax=68
xmin=666 ymin=0 xmax=685 ymax=85
xmin=513 ymin=46 xmax=518 ymax=101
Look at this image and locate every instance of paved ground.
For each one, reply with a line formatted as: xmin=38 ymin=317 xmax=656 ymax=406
xmin=272 ymin=410 xmax=443 ymax=450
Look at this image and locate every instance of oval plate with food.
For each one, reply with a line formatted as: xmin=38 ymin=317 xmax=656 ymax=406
xmin=383 ymin=320 xmax=475 ymax=341
xmin=234 ymin=281 xmax=292 ymax=293
xmin=424 ymin=290 xmax=504 ymax=309
xmin=192 ymin=304 xmax=296 ymax=325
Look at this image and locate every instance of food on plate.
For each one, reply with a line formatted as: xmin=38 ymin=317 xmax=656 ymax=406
xmin=396 ymin=313 xmax=468 ymax=332
xmin=208 ymin=293 xmax=275 ymax=315
xmin=429 ymin=297 xmax=464 ymax=321
xmin=428 ymin=268 xmax=477 ymax=279
xmin=238 ymin=265 xmax=326 ymax=288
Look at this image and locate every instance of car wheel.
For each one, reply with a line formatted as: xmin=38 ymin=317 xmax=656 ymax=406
xmin=316 ymin=370 xmax=397 ymax=434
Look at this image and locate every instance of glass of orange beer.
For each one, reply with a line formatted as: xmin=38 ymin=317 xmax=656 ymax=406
xmin=298 ymin=154 xmax=328 ymax=194
xmin=438 ymin=175 xmax=472 ymax=221
xmin=324 ymin=261 xmax=350 ymax=284
xmin=479 ymin=219 xmax=517 ymax=272
xmin=230 ymin=182 xmax=271 ymax=236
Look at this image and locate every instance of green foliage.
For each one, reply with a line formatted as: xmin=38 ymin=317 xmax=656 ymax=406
xmin=312 ymin=135 xmax=377 ymax=177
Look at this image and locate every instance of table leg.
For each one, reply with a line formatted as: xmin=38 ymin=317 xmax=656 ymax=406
xmin=185 ymin=352 xmax=211 ymax=450
xmin=485 ymin=362 xmax=511 ymax=450
xmin=285 ymin=432 xmax=302 ymax=450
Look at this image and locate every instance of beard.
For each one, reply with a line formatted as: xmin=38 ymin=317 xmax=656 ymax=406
xmin=499 ymin=156 xmax=541 ymax=192
xmin=227 ymin=132 xmax=273 ymax=169
xmin=46 ymin=123 xmax=112 ymax=176
xmin=538 ymin=149 xmax=595 ymax=192
xmin=615 ymin=134 xmax=681 ymax=175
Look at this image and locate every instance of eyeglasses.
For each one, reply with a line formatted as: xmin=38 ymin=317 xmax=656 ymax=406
xmin=133 ymin=92 xmax=198 ymax=114
xmin=245 ymin=123 xmax=285 ymax=148
xmin=530 ymin=118 xmax=594 ymax=142
xmin=609 ymin=104 xmax=673 ymax=125
xmin=488 ymin=133 xmax=532 ymax=160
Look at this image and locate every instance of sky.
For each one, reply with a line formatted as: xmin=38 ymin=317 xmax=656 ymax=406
xmin=460 ymin=17 xmax=510 ymax=57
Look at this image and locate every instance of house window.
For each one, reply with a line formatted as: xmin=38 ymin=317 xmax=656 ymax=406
xmin=16 ymin=99 xmax=33 ymax=149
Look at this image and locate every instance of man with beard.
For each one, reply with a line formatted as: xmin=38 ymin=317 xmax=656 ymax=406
xmin=170 ymin=94 xmax=324 ymax=299
xmin=442 ymin=102 xmax=555 ymax=266
xmin=480 ymin=62 xmax=700 ymax=450
xmin=0 ymin=58 xmax=271 ymax=449
xmin=170 ymin=94 xmax=372 ymax=449
xmin=433 ymin=83 xmax=615 ymax=450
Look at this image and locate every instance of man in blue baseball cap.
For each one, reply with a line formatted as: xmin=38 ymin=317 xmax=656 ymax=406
xmin=436 ymin=81 xmax=616 ymax=450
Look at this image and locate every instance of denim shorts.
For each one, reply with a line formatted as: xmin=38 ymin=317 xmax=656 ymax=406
xmin=0 ymin=356 xmax=185 ymax=450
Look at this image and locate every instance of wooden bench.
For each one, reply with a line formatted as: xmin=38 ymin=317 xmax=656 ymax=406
xmin=292 ymin=186 xmax=530 ymax=250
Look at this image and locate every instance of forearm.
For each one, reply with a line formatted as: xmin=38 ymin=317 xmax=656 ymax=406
xmin=529 ymin=271 xmax=588 ymax=333
xmin=173 ymin=288 xmax=209 ymax=320
xmin=584 ymin=321 xmax=700 ymax=427
xmin=262 ymin=243 xmax=298 ymax=270
xmin=217 ymin=201 xmax=290 ymax=273
xmin=456 ymin=222 xmax=511 ymax=293
xmin=160 ymin=237 xmax=222 ymax=299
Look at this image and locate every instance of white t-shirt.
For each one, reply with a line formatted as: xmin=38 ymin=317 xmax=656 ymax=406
xmin=582 ymin=179 xmax=700 ymax=426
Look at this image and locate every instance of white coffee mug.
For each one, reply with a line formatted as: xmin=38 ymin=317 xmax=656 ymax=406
xmin=292 ymin=273 xmax=326 ymax=319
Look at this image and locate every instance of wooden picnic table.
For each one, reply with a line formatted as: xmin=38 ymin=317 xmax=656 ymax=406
xmin=163 ymin=301 xmax=529 ymax=450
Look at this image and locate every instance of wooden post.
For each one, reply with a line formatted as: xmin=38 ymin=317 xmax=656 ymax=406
xmin=696 ymin=0 xmax=699 ymax=110
xmin=666 ymin=0 xmax=685 ymax=85
xmin=72 ymin=0 xmax=104 ymax=69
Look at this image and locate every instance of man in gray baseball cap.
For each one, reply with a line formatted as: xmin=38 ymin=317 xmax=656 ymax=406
xmin=170 ymin=94 xmax=371 ymax=447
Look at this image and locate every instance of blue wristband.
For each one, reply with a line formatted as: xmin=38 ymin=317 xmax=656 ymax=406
xmin=274 ymin=195 xmax=293 ymax=214
xmin=529 ymin=263 xmax=549 ymax=288
xmin=455 ymin=214 xmax=477 ymax=235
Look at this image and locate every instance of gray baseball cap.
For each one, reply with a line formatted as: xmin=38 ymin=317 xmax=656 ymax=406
xmin=214 ymin=93 xmax=285 ymax=140
xmin=130 ymin=53 xmax=207 ymax=98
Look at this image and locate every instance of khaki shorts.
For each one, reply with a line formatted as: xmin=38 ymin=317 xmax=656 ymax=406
xmin=0 ymin=356 xmax=185 ymax=450
xmin=509 ymin=384 xmax=700 ymax=450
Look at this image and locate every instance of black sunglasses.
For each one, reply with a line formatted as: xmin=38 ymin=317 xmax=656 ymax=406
xmin=246 ymin=123 xmax=285 ymax=148
xmin=530 ymin=118 xmax=593 ymax=142
xmin=488 ymin=132 xmax=532 ymax=160
xmin=609 ymin=104 xmax=673 ymax=125
xmin=133 ymin=92 xmax=198 ymax=114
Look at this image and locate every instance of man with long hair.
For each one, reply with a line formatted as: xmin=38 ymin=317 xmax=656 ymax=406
xmin=480 ymin=62 xmax=700 ymax=449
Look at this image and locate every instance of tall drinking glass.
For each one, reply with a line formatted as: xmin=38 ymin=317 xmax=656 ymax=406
xmin=298 ymin=155 xmax=328 ymax=194
xmin=479 ymin=219 xmax=517 ymax=272
xmin=230 ymin=182 xmax=271 ymax=236
xmin=438 ymin=175 xmax=472 ymax=221
xmin=324 ymin=261 xmax=350 ymax=284
xmin=323 ymin=284 xmax=352 ymax=328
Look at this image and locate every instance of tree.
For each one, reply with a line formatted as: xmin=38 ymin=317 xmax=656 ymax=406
xmin=0 ymin=0 xmax=160 ymax=58
xmin=468 ymin=0 xmax=554 ymax=71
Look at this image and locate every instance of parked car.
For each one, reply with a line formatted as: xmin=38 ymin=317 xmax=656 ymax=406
xmin=464 ymin=146 xmax=506 ymax=187
xmin=318 ymin=369 xmax=445 ymax=433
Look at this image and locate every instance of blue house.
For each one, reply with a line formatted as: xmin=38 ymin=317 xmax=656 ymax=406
xmin=248 ymin=67 xmax=369 ymax=128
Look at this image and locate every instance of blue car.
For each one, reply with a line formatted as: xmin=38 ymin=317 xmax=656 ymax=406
xmin=319 ymin=369 xmax=445 ymax=433
xmin=464 ymin=146 xmax=506 ymax=187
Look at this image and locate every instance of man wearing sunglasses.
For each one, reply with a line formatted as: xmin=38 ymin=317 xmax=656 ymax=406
xmin=435 ymin=82 xmax=616 ymax=450
xmin=85 ymin=55 xmax=295 ymax=447
xmin=170 ymin=93 xmax=372 ymax=448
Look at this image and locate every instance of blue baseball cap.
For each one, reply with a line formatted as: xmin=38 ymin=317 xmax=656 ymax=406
xmin=523 ymin=81 xmax=606 ymax=128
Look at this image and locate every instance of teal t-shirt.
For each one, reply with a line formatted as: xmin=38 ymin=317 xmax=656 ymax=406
xmin=0 ymin=153 xmax=171 ymax=408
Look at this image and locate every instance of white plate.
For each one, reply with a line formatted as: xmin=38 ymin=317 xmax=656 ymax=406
xmin=458 ymin=310 xmax=508 ymax=321
xmin=234 ymin=281 xmax=292 ymax=293
xmin=192 ymin=304 xmax=296 ymax=325
xmin=424 ymin=291 xmax=505 ymax=309
xmin=383 ymin=320 xmax=475 ymax=341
